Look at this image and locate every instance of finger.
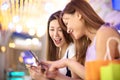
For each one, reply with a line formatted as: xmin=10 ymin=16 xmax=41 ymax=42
xmin=41 ymin=61 xmax=54 ymax=65
xmin=49 ymin=66 xmax=58 ymax=72
xmin=25 ymin=64 xmax=31 ymax=68
xmin=46 ymin=70 xmax=58 ymax=79
xmin=38 ymin=62 xmax=51 ymax=73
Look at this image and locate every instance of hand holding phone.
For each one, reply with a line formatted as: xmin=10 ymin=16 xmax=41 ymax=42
xmin=21 ymin=50 xmax=46 ymax=73
xmin=21 ymin=50 xmax=40 ymax=66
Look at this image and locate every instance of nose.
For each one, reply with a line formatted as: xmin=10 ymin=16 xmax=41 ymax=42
xmin=66 ymin=23 xmax=72 ymax=33
xmin=67 ymin=28 xmax=73 ymax=33
xmin=53 ymin=30 xmax=59 ymax=38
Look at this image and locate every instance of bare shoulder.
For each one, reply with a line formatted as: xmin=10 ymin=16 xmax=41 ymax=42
xmin=96 ymin=26 xmax=120 ymax=39
xmin=95 ymin=26 xmax=120 ymax=60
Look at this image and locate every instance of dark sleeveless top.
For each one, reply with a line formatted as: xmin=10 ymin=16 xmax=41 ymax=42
xmin=66 ymin=51 xmax=71 ymax=77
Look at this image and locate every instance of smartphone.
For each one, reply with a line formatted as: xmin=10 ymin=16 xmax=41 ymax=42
xmin=21 ymin=50 xmax=39 ymax=66
xmin=21 ymin=50 xmax=46 ymax=72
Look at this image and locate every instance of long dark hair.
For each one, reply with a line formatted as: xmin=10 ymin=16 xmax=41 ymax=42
xmin=62 ymin=0 xmax=105 ymax=65
xmin=46 ymin=11 xmax=73 ymax=61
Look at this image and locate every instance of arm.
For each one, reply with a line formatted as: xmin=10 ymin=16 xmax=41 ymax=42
xmin=96 ymin=27 xmax=120 ymax=60
xmin=70 ymin=56 xmax=83 ymax=79
xmin=46 ymin=69 xmax=83 ymax=80
xmin=44 ymin=59 xmax=85 ymax=79
xmin=65 ymin=59 xmax=85 ymax=79
xmin=67 ymin=43 xmax=82 ymax=79
xmin=55 ymin=72 xmax=83 ymax=80
xmin=44 ymin=59 xmax=80 ymax=80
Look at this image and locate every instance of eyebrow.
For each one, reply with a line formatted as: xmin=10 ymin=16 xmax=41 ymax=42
xmin=63 ymin=17 xmax=69 ymax=21
xmin=49 ymin=26 xmax=61 ymax=28
xmin=63 ymin=17 xmax=68 ymax=19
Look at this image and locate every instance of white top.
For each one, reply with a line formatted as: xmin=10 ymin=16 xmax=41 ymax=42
xmin=59 ymin=43 xmax=75 ymax=75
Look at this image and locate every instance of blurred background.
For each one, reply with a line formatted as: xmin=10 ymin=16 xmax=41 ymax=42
xmin=0 ymin=0 xmax=120 ymax=80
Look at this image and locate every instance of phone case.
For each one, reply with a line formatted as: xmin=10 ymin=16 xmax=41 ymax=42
xmin=21 ymin=50 xmax=38 ymax=66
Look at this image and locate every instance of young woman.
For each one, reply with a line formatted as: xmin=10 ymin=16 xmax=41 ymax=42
xmin=46 ymin=10 xmax=75 ymax=77
xmin=28 ymin=11 xmax=78 ymax=80
xmin=44 ymin=0 xmax=120 ymax=80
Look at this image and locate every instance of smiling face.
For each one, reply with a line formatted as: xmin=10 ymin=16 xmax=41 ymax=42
xmin=62 ymin=12 xmax=86 ymax=40
xmin=49 ymin=19 xmax=66 ymax=47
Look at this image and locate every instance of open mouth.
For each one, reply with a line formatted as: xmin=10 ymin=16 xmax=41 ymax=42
xmin=54 ymin=38 xmax=62 ymax=44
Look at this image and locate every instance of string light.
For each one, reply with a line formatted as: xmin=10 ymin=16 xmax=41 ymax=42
xmin=0 ymin=0 xmax=70 ymax=37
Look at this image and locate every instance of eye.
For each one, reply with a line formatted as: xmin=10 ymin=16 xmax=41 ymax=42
xmin=49 ymin=28 xmax=54 ymax=31
xmin=58 ymin=28 xmax=62 ymax=31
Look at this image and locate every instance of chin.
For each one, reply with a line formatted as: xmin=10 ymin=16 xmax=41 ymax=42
xmin=73 ymin=35 xmax=79 ymax=40
xmin=55 ymin=44 xmax=61 ymax=47
xmin=75 ymin=37 xmax=79 ymax=40
xmin=72 ymin=33 xmax=78 ymax=40
xmin=75 ymin=35 xmax=82 ymax=40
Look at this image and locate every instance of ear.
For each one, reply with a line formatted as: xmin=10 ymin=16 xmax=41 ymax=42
xmin=75 ymin=11 xmax=82 ymax=20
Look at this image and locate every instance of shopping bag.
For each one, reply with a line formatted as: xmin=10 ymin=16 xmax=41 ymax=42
xmin=85 ymin=60 xmax=120 ymax=80
xmin=100 ymin=37 xmax=120 ymax=80
xmin=85 ymin=37 xmax=120 ymax=80
xmin=100 ymin=63 xmax=120 ymax=80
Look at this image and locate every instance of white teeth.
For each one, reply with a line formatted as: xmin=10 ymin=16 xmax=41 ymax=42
xmin=55 ymin=39 xmax=61 ymax=42
xmin=54 ymin=38 xmax=62 ymax=43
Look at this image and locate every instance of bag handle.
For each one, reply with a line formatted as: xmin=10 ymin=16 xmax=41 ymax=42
xmin=104 ymin=37 xmax=120 ymax=60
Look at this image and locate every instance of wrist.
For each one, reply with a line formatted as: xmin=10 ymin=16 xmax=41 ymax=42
xmin=55 ymin=72 xmax=73 ymax=80
xmin=65 ymin=59 xmax=70 ymax=67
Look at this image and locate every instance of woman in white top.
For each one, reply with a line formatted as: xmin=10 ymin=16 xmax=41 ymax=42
xmin=46 ymin=11 xmax=75 ymax=77
xmin=28 ymin=11 xmax=76 ymax=80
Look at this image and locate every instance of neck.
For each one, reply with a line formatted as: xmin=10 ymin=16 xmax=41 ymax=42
xmin=85 ymin=27 xmax=97 ymax=42
xmin=59 ymin=43 xmax=69 ymax=59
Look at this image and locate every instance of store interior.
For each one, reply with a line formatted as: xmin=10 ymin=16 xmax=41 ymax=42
xmin=0 ymin=0 xmax=120 ymax=80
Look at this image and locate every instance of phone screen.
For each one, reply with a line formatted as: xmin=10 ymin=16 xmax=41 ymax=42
xmin=21 ymin=50 xmax=39 ymax=66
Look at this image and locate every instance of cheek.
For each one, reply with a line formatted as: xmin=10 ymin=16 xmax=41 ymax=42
xmin=49 ymin=32 xmax=53 ymax=38
xmin=73 ymin=28 xmax=83 ymax=39
xmin=67 ymin=23 xmax=74 ymax=31
xmin=68 ymin=21 xmax=78 ymax=30
xmin=62 ymin=36 xmax=66 ymax=42
xmin=59 ymin=32 xmax=65 ymax=40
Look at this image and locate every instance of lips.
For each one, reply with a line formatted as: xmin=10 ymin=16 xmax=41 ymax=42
xmin=54 ymin=38 xmax=62 ymax=44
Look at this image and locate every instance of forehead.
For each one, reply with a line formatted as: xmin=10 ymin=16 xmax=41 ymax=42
xmin=49 ymin=20 xmax=60 ymax=28
xmin=62 ymin=13 xmax=72 ymax=19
